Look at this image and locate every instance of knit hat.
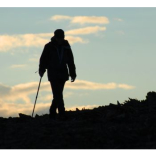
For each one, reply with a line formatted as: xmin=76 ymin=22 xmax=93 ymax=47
xmin=54 ymin=29 xmax=65 ymax=38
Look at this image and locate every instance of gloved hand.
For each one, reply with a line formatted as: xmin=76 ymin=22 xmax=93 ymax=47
xmin=71 ymin=76 xmax=76 ymax=82
xmin=39 ymin=69 xmax=46 ymax=77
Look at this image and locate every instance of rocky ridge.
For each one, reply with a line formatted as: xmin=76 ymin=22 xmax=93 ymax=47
xmin=1 ymin=91 xmax=156 ymax=149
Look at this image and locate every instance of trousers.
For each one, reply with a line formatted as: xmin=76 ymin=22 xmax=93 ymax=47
xmin=49 ymin=80 xmax=66 ymax=116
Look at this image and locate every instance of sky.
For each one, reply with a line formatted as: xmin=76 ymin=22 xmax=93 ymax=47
xmin=0 ymin=3 xmax=156 ymax=117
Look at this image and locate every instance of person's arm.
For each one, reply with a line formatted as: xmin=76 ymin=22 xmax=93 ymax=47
xmin=66 ymin=41 xmax=77 ymax=82
xmin=39 ymin=45 xmax=48 ymax=77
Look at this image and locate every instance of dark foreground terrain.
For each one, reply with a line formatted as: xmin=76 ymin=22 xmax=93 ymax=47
xmin=1 ymin=91 xmax=156 ymax=149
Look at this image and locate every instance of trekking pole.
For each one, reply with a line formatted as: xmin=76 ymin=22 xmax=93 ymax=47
xmin=32 ymin=77 xmax=42 ymax=117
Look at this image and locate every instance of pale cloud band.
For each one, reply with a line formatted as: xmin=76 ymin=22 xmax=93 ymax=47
xmin=0 ymin=80 xmax=135 ymax=117
xmin=0 ymin=34 xmax=48 ymax=52
xmin=66 ymin=80 xmax=135 ymax=90
xmin=0 ymin=79 xmax=135 ymax=103
xmin=10 ymin=64 xmax=27 ymax=68
xmin=50 ymin=15 xmax=109 ymax=24
xmin=0 ymin=33 xmax=85 ymax=52
xmin=0 ymin=26 xmax=106 ymax=52
xmin=66 ymin=26 xmax=106 ymax=35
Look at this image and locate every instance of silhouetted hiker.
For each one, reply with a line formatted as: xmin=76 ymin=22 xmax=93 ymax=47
xmin=39 ymin=29 xmax=77 ymax=119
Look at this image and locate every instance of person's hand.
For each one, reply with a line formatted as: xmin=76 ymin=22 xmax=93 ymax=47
xmin=39 ymin=69 xmax=45 ymax=77
xmin=71 ymin=76 xmax=76 ymax=82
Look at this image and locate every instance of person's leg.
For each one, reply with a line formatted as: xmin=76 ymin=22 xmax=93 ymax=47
xmin=57 ymin=80 xmax=66 ymax=115
xmin=49 ymin=81 xmax=57 ymax=118
xmin=49 ymin=99 xmax=57 ymax=118
xmin=50 ymin=80 xmax=66 ymax=117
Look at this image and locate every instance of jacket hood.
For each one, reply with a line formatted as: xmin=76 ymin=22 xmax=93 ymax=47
xmin=50 ymin=36 xmax=70 ymax=47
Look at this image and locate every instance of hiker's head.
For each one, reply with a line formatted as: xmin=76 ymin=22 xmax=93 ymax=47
xmin=54 ymin=29 xmax=65 ymax=44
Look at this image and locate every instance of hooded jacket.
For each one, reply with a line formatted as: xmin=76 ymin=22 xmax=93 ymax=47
xmin=39 ymin=37 xmax=76 ymax=81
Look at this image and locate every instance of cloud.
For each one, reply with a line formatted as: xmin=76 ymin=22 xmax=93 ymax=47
xmin=50 ymin=15 xmax=72 ymax=21
xmin=51 ymin=15 xmax=109 ymax=24
xmin=66 ymin=26 xmax=106 ymax=35
xmin=72 ymin=16 xmax=109 ymax=25
xmin=0 ymin=81 xmax=51 ymax=104
xmin=0 ymin=80 xmax=135 ymax=103
xmin=0 ymin=80 xmax=135 ymax=117
xmin=118 ymin=84 xmax=134 ymax=90
xmin=0 ymin=79 xmax=135 ymax=106
xmin=0 ymin=82 xmax=99 ymax=117
xmin=65 ymin=36 xmax=88 ymax=44
xmin=10 ymin=64 xmax=27 ymax=68
xmin=66 ymin=80 xmax=135 ymax=90
xmin=0 ymin=33 xmax=87 ymax=52
xmin=0 ymin=34 xmax=48 ymax=52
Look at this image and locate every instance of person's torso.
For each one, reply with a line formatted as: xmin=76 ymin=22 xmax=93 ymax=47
xmin=47 ymin=42 xmax=70 ymax=70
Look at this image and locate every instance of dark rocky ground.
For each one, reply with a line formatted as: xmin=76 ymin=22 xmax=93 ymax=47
xmin=1 ymin=91 xmax=156 ymax=149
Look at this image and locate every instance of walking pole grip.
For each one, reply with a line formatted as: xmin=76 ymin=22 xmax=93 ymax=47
xmin=32 ymin=77 xmax=42 ymax=117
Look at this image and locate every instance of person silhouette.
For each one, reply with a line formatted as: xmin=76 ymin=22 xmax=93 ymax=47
xmin=39 ymin=29 xmax=77 ymax=119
